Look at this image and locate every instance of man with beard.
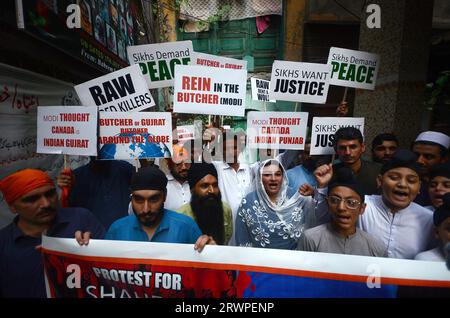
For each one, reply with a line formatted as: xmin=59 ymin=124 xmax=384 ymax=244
xmin=332 ymin=127 xmax=381 ymax=195
xmin=177 ymin=163 xmax=233 ymax=245
xmin=164 ymin=144 xmax=192 ymax=211
xmin=0 ymin=169 xmax=105 ymax=298
xmin=412 ymin=131 xmax=450 ymax=206
xmin=105 ymin=166 xmax=215 ymax=251
xmin=287 ymin=139 xmax=331 ymax=191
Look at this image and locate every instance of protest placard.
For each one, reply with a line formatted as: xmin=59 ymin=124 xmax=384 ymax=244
xmin=75 ymin=64 xmax=154 ymax=112
xmin=37 ymin=106 xmax=97 ymax=156
xmin=310 ymin=117 xmax=365 ymax=155
xmin=176 ymin=125 xmax=195 ymax=144
xmin=127 ymin=41 xmax=193 ymax=89
xmin=247 ymin=111 xmax=309 ymax=150
xmin=98 ymin=112 xmax=172 ymax=159
xmin=327 ymin=47 xmax=379 ymax=90
xmin=173 ymin=64 xmax=247 ymax=116
xmin=42 ymin=236 xmax=450 ymax=298
xmin=191 ymin=52 xmax=247 ymax=70
xmin=269 ymin=61 xmax=331 ymax=104
xmin=251 ymin=78 xmax=275 ymax=102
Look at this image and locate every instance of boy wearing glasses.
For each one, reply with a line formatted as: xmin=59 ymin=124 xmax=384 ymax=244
xmin=297 ymin=167 xmax=386 ymax=257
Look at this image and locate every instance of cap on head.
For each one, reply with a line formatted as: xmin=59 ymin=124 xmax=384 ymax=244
xmin=433 ymin=193 xmax=450 ymax=226
xmin=329 ymin=166 xmax=365 ymax=202
xmin=429 ymin=162 xmax=450 ymax=180
xmin=187 ymin=163 xmax=218 ymax=189
xmin=0 ymin=169 xmax=54 ymax=205
xmin=130 ymin=166 xmax=168 ymax=192
xmin=380 ymin=149 xmax=421 ymax=176
xmin=415 ymin=131 xmax=450 ymax=149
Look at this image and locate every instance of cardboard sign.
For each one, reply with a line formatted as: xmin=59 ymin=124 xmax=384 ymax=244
xmin=173 ymin=64 xmax=247 ymax=117
xmin=269 ymin=60 xmax=331 ymax=104
xmin=310 ymin=117 xmax=365 ymax=155
xmin=191 ymin=52 xmax=247 ymax=70
xmin=247 ymin=111 xmax=309 ymax=150
xmin=127 ymin=41 xmax=193 ymax=89
xmin=251 ymin=78 xmax=275 ymax=102
xmin=37 ymin=106 xmax=98 ymax=156
xmin=327 ymin=47 xmax=379 ymax=90
xmin=98 ymin=112 xmax=172 ymax=159
xmin=75 ymin=64 xmax=154 ymax=112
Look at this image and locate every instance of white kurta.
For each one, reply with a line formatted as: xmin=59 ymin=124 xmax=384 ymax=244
xmin=358 ymin=195 xmax=435 ymax=259
xmin=164 ymin=173 xmax=191 ymax=211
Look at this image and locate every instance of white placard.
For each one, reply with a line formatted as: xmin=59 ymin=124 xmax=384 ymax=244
xmin=247 ymin=111 xmax=309 ymax=150
xmin=74 ymin=64 xmax=154 ymax=112
xmin=251 ymin=78 xmax=275 ymax=102
xmin=269 ymin=60 xmax=331 ymax=104
xmin=327 ymin=47 xmax=379 ymax=90
xmin=37 ymin=106 xmax=98 ymax=156
xmin=310 ymin=117 xmax=365 ymax=155
xmin=191 ymin=52 xmax=247 ymax=70
xmin=173 ymin=64 xmax=247 ymax=117
xmin=176 ymin=125 xmax=195 ymax=143
xmin=98 ymin=112 xmax=172 ymax=159
xmin=127 ymin=41 xmax=193 ymax=89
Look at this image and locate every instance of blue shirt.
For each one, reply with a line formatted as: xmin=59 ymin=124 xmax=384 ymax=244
xmin=0 ymin=207 xmax=105 ymax=298
xmin=105 ymin=209 xmax=202 ymax=244
xmin=287 ymin=165 xmax=317 ymax=190
xmin=69 ymin=160 xmax=133 ymax=229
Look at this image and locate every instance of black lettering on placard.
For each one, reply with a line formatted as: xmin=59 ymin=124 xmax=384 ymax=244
xmin=89 ymin=74 xmax=136 ymax=106
xmin=314 ymin=134 xmax=335 ymax=147
xmin=274 ymin=79 xmax=324 ymax=96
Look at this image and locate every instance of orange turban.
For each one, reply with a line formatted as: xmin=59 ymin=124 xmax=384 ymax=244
xmin=172 ymin=144 xmax=190 ymax=163
xmin=0 ymin=169 xmax=54 ymax=205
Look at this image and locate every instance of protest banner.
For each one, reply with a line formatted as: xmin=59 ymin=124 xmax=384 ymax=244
xmin=251 ymin=78 xmax=275 ymax=103
xmin=191 ymin=52 xmax=247 ymax=70
xmin=327 ymin=47 xmax=379 ymax=90
xmin=269 ymin=61 xmax=331 ymax=104
xmin=173 ymin=65 xmax=247 ymax=117
xmin=176 ymin=125 xmax=196 ymax=144
xmin=247 ymin=111 xmax=309 ymax=150
xmin=98 ymin=112 xmax=172 ymax=159
xmin=37 ymin=106 xmax=98 ymax=156
xmin=41 ymin=236 xmax=450 ymax=298
xmin=310 ymin=117 xmax=365 ymax=155
xmin=74 ymin=64 xmax=154 ymax=112
xmin=127 ymin=41 xmax=193 ymax=89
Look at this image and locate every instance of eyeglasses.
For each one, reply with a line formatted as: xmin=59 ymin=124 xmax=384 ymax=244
xmin=327 ymin=195 xmax=361 ymax=210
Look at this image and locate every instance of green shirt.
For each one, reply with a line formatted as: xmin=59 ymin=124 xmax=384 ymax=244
xmin=176 ymin=202 xmax=233 ymax=245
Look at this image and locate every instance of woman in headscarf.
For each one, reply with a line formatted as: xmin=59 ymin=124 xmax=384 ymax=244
xmin=235 ymin=159 xmax=319 ymax=250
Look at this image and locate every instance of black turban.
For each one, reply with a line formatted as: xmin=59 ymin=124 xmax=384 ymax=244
xmin=429 ymin=162 xmax=450 ymax=180
xmin=187 ymin=163 xmax=218 ymax=189
xmin=329 ymin=166 xmax=365 ymax=202
xmin=380 ymin=149 xmax=421 ymax=175
xmin=130 ymin=166 xmax=168 ymax=192
xmin=434 ymin=193 xmax=450 ymax=227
